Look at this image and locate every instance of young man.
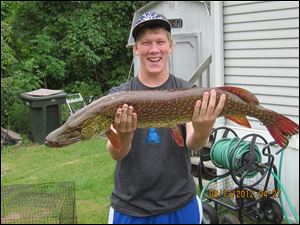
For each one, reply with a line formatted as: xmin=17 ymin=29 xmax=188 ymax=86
xmin=107 ymin=11 xmax=226 ymax=224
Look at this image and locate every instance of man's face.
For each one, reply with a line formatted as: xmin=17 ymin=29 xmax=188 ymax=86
xmin=134 ymin=28 xmax=173 ymax=76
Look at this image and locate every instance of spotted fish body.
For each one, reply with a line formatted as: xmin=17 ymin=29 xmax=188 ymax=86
xmin=45 ymin=86 xmax=299 ymax=148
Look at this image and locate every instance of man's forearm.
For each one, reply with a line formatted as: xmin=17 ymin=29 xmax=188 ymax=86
xmin=186 ymin=131 xmax=209 ymax=151
xmin=107 ymin=132 xmax=133 ymax=161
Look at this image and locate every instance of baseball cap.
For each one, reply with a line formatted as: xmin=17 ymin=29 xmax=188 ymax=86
xmin=132 ymin=11 xmax=171 ymax=41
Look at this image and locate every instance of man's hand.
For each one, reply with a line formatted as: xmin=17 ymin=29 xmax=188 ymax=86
xmin=192 ymin=89 xmax=226 ymax=135
xmin=113 ymin=104 xmax=137 ymax=135
xmin=186 ymin=89 xmax=226 ymax=151
xmin=107 ymin=104 xmax=137 ymax=161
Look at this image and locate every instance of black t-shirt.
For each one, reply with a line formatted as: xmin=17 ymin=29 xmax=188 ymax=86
xmin=109 ymin=74 xmax=197 ymax=217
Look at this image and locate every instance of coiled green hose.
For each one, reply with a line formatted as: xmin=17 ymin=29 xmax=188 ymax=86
xmin=210 ymin=137 xmax=262 ymax=178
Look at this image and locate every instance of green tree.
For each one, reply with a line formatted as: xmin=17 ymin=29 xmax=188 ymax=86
xmin=1 ymin=1 xmax=148 ymax=134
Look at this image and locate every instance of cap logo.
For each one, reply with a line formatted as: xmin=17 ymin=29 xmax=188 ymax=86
xmin=137 ymin=11 xmax=166 ymax=24
xmin=132 ymin=11 xmax=171 ymax=40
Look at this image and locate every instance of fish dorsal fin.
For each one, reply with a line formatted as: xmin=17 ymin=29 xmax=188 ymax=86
xmin=217 ymin=86 xmax=259 ymax=105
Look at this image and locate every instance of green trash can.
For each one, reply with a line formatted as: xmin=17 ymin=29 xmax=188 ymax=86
xmin=21 ymin=89 xmax=67 ymax=144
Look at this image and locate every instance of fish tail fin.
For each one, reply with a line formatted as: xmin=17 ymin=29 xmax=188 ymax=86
xmin=266 ymin=113 xmax=299 ymax=148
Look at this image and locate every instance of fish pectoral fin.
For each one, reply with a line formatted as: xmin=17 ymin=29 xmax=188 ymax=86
xmin=171 ymin=127 xmax=185 ymax=148
xmin=225 ymin=115 xmax=251 ymax=128
xmin=106 ymin=128 xmax=121 ymax=152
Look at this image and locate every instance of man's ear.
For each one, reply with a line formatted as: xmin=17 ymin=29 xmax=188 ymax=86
xmin=133 ymin=44 xmax=139 ymax=55
xmin=168 ymin=40 xmax=174 ymax=54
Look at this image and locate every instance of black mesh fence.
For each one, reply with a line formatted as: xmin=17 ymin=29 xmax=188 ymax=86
xmin=1 ymin=181 xmax=77 ymax=224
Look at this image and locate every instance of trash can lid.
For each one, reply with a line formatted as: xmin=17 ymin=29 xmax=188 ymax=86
xmin=21 ymin=88 xmax=67 ymax=101
xmin=25 ymin=88 xmax=63 ymax=96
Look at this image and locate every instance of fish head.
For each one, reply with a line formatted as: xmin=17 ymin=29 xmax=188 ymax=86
xmin=45 ymin=114 xmax=112 ymax=148
xmin=45 ymin=124 xmax=85 ymax=148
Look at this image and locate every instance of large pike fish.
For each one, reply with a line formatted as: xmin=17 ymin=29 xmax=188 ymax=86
xmin=45 ymin=86 xmax=299 ymax=149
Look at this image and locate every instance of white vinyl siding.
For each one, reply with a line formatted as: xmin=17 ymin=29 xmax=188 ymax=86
xmin=223 ymin=1 xmax=299 ymax=131
xmin=221 ymin=2 xmax=299 ymax=222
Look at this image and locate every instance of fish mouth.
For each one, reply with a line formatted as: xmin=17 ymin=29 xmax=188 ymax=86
xmin=45 ymin=139 xmax=63 ymax=148
xmin=45 ymin=136 xmax=83 ymax=148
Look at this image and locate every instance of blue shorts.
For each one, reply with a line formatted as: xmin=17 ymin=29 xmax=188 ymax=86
xmin=108 ymin=196 xmax=202 ymax=224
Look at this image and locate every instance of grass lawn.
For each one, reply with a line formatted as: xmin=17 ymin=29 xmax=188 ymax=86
xmin=2 ymin=137 xmax=291 ymax=224
xmin=1 ymin=137 xmax=115 ymax=224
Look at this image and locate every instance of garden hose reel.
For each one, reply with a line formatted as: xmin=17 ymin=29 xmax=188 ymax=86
xmin=208 ymin=127 xmax=274 ymax=187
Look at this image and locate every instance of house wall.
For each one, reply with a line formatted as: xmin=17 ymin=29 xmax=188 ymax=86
xmin=223 ymin=1 xmax=299 ymax=128
xmin=219 ymin=1 xmax=299 ymax=221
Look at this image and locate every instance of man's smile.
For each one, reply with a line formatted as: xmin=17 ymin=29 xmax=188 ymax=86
xmin=148 ymin=57 xmax=161 ymax=63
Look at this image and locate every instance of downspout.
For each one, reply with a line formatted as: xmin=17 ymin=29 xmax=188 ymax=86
xmin=211 ymin=1 xmax=225 ymax=127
